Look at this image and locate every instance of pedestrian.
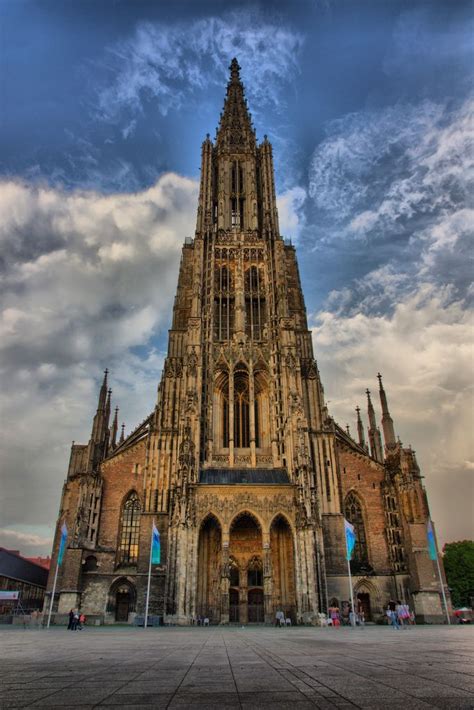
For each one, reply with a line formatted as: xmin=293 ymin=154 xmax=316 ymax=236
xmin=275 ymin=609 xmax=285 ymax=627
xmin=72 ymin=611 xmax=79 ymax=631
xmin=396 ymin=600 xmax=406 ymax=629
xmin=387 ymin=602 xmax=399 ymax=629
xmin=67 ymin=609 xmax=74 ymax=630
xmin=78 ymin=612 xmax=86 ymax=630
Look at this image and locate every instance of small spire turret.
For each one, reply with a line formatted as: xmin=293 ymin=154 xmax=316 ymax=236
xmin=120 ymin=423 xmax=125 ymax=444
xmin=356 ymin=406 xmax=366 ymax=448
xmin=377 ymin=373 xmax=396 ymax=448
xmin=366 ymin=389 xmax=384 ymax=463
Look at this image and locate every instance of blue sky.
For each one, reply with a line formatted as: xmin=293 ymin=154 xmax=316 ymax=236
xmin=0 ymin=0 xmax=472 ymax=554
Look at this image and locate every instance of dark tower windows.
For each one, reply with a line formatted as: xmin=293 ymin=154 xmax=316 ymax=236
xmin=230 ymin=160 xmax=245 ymax=228
xmin=234 ymin=367 xmax=250 ymax=448
xmin=245 ymin=264 xmax=266 ymax=340
xmin=214 ymin=258 xmax=234 ymax=341
xmin=117 ymin=492 xmax=141 ymax=565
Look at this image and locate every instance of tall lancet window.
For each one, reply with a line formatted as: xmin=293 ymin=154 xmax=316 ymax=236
xmin=234 ymin=367 xmax=250 ymax=448
xmin=214 ymin=258 xmax=234 ymax=341
xmin=245 ymin=264 xmax=266 ymax=340
xmin=117 ymin=492 xmax=141 ymax=565
xmin=344 ymin=492 xmax=368 ymax=564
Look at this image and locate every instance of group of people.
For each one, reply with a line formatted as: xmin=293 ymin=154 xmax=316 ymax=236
xmin=327 ymin=604 xmax=364 ymax=627
xmin=275 ymin=609 xmax=291 ymax=626
xmin=386 ymin=600 xmax=415 ymax=628
xmin=67 ymin=609 xmax=86 ymax=630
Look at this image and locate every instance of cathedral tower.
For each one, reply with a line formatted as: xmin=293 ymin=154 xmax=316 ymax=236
xmin=45 ymin=60 xmax=449 ymax=626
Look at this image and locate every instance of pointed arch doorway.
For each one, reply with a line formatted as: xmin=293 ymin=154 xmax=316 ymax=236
xmin=229 ymin=513 xmax=263 ymax=624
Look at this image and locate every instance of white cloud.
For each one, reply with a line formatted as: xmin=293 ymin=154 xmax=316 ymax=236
xmin=95 ymin=13 xmax=304 ymax=127
xmin=0 ymin=174 xmax=198 ymax=551
xmin=312 ymin=284 xmax=474 ymax=546
xmin=0 ymin=528 xmax=52 ymax=550
xmin=277 ymin=186 xmax=306 ymax=242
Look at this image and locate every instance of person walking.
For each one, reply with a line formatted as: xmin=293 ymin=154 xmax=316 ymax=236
xmin=78 ymin=612 xmax=86 ymax=630
xmin=387 ymin=601 xmax=399 ymax=629
xmin=67 ymin=609 xmax=74 ymax=630
xmin=71 ymin=611 xmax=79 ymax=631
xmin=396 ymin=601 xmax=406 ymax=629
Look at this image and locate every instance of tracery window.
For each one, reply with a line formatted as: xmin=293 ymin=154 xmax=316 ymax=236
xmin=117 ymin=492 xmax=141 ymax=565
xmin=214 ymin=263 xmax=234 ymax=341
xmin=344 ymin=492 xmax=368 ymax=563
xmin=245 ymin=265 xmax=266 ymax=340
xmin=247 ymin=557 xmax=263 ymax=587
xmin=234 ymin=369 xmax=250 ymax=448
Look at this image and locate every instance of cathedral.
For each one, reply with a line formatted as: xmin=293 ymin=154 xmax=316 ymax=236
xmin=45 ymin=60 xmax=448 ymax=625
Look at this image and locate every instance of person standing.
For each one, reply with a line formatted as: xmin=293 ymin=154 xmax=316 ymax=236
xmin=275 ymin=609 xmax=284 ymax=627
xmin=67 ymin=609 xmax=74 ymax=630
xmin=71 ymin=611 xmax=79 ymax=631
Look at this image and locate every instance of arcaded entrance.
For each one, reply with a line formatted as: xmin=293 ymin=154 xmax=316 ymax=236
xmin=196 ymin=515 xmax=222 ymax=623
xmin=229 ymin=513 xmax=263 ymax=624
xmin=270 ymin=515 xmax=296 ymax=622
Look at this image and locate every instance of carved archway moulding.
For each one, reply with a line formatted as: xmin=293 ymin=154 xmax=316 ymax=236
xmin=195 ymin=491 xmax=294 ymax=534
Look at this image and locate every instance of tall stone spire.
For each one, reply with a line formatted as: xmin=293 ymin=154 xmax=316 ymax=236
xmin=119 ymin=423 xmax=125 ymax=444
xmin=366 ymin=389 xmax=384 ymax=463
xmin=87 ymin=369 xmax=111 ymax=472
xmin=377 ymin=373 xmax=396 ymax=448
xmin=356 ymin=406 xmax=366 ymax=449
xmin=216 ymin=58 xmax=256 ymax=152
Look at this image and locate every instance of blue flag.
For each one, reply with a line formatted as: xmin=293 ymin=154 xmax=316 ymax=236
xmin=427 ymin=520 xmax=437 ymax=561
xmin=151 ymin=522 xmax=161 ymax=564
xmin=344 ymin=518 xmax=356 ymax=561
xmin=57 ymin=522 xmax=68 ymax=566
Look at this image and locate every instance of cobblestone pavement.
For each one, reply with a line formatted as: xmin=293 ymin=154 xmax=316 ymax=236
xmin=1 ymin=625 xmax=473 ymax=709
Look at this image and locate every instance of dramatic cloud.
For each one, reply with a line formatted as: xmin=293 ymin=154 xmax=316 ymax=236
xmin=306 ymin=92 xmax=474 ymax=545
xmin=0 ymin=174 xmax=198 ymax=549
xmin=312 ymin=284 xmax=474 ymax=546
xmin=95 ymin=12 xmax=304 ymax=128
xmin=0 ymin=176 xmax=304 ymax=554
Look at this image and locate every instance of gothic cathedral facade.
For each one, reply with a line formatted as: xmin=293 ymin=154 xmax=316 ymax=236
xmin=45 ymin=60 xmax=448 ymax=625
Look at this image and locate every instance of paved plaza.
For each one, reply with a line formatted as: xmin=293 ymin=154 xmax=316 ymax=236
xmin=1 ymin=625 xmax=473 ymax=709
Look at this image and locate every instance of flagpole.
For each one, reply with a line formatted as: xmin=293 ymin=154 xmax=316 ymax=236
xmin=144 ymin=517 xmax=154 ymax=629
xmin=46 ymin=561 xmax=59 ymax=629
xmin=434 ymin=548 xmax=451 ymax=625
xmin=347 ymin=558 xmax=356 ymax=627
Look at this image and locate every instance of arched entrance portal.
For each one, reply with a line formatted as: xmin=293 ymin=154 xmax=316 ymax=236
xmin=196 ymin=515 xmax=222 ymax=623
xmin=229 ymin=513 xmax=263 ymax=624
xmin=357 ymin=592 xmax=371 ymax=621
xmin=107 ymin=578 xmax=137 ymax=623
xmin=270 ymin=515 xmax=296 ymax=622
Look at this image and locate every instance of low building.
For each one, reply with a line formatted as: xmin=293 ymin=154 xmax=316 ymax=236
xmin=0 ymin=548 xmax=48 ymax=615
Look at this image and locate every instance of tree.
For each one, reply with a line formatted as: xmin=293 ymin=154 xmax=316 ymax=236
xmin=443 ymin=541 xmax=474 ymax=608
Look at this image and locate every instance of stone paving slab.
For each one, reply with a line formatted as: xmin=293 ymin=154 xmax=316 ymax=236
xmin=0 ymin=626 xmax=473 ymax=709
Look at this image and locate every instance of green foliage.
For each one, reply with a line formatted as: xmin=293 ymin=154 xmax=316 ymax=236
xmin=443 ymin=541 xmax=474 ymax=608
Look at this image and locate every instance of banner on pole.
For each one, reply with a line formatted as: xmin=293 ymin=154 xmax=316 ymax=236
xmin=344 ymin=518 xmax=356 ymax=561
xmin=57 ymin=522 xmax=68 ymax=566
xmin=151 ymin=522 xmax=161 ymax=564
xmin=427 ymin=520 xmax=437 ymax=561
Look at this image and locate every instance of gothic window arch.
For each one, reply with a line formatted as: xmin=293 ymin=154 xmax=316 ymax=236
xmin=344 ymin=492 xmax=368 ymax=564
xmin=234 ymin=366 xmax=250 ymax=448
xmin=117 ymin=492 xmax=141 ymax=565
xmin=214 ymin=257 xmax=234 ymax=341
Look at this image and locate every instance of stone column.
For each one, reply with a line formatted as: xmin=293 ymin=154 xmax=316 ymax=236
xmin=220 ymin=541 xmax=230 ymax=624
xmin=249 ymin=365 xmax=256 ymax=466
xmin=229 ymin=369 xmax=234 ymax=466
xmin=263 ymin=536 xmax=273 ymax=624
